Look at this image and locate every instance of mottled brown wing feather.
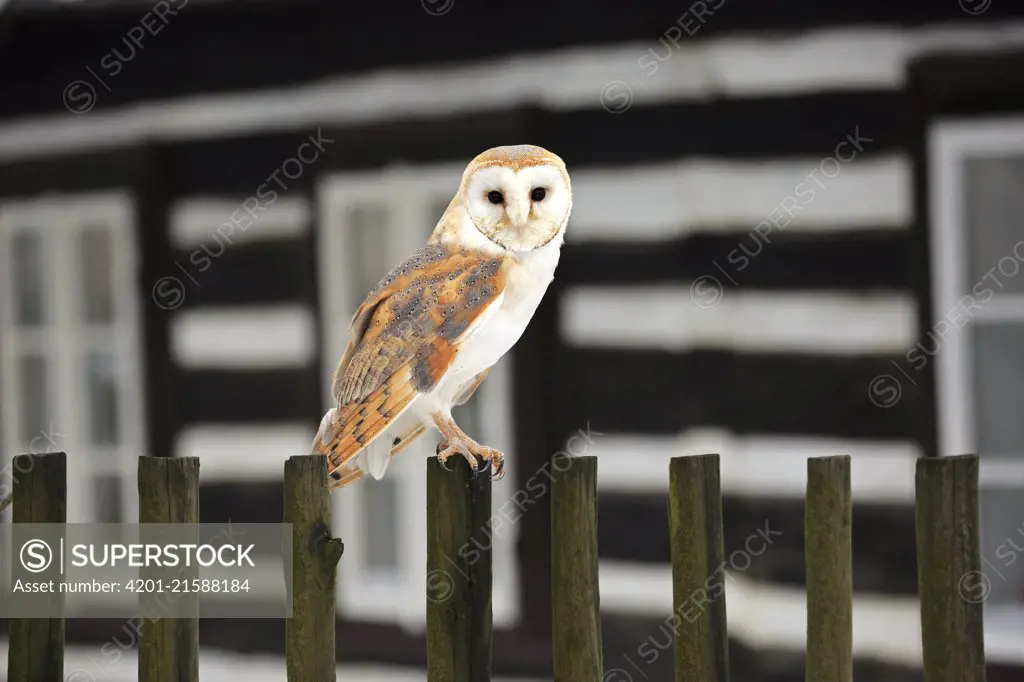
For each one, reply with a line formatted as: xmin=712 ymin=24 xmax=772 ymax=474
xmin=333 ymin=243 xmax=508 ymax=403
xmin=314 ymin=244 xmax=509 ymax=482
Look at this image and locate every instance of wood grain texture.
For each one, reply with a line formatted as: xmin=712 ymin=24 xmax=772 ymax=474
xmin=805 ymin=455 xmax=853 ymax=682
xmin=284 ymin=455 xmax=344 ymax=682
xmin=915 ymin=455 xmax=986 ymax=682
xmin=668 ymin=454 xmax=729 ymax=682
xmin=7 ymin=453 xmax=66 ymax=682
xmin=551 ymin=456 xmax=602 ymax=681
xmin=138 ymin=456 xmax=200 ymax=682
xmin=426 ymin=457 xmax=493 ymax=682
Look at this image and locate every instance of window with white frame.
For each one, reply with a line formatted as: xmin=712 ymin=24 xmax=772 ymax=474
xmin=0 ymin=194 xmax=146 ymax=526
xmin=930 ymin=118 xmax=1024 ymax=621
xmin=317 ymin=166 xmax=519 ymax=628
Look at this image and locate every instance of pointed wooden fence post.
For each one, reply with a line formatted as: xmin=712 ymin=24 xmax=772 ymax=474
xmin=915 ymin=455 xmax=985 ymax=682
xmin=7 ymin=452 xmax=66 ymax=682
xmin=805 ymin=455 xmax=853 ymax=682
xmin=669 ymin=454 xmax=729 ymax=682
xmin=426 ymin=457 xmax=493 ymax=682
xmin=284 ymin=455 xmax=344 ymax=682
xmin=138 ymin=456 xmax=200 ymax=682
xmin=551 ymin=455 xmax=602 ymax=681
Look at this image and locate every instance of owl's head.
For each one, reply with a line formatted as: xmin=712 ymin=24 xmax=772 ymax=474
xmin=451 ymin=145 xmax=571 ymax=253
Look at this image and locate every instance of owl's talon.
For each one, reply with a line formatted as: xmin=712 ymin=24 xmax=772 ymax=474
xmin=436 ymin=442 xmax=454 ymax=471
xmin=491 ymin=455 xmax=505 ymax=481
xmin=475 ymin=447 xmax=504 ymax=482
xmin=436 ymin=436 xmax=479 ymax=472
xmin=432 ymin=414 xmax=502 ymax=479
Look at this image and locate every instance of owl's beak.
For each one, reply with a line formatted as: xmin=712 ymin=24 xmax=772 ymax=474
xmin=506 ymin=196 xmax=530 ymax=231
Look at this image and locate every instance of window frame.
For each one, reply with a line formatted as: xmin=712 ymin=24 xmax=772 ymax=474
xmin=929 ymin=117 xmax=1024 ymax=475
xmin=0 ymin=192 xmax=146 ymax=526
xmin=929 ymin=117 xmax=1024 ymax=635
xmin=316 ymin=164 xmax=520 ymax=628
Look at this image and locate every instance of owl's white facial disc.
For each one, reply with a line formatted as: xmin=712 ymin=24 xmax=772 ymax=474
xmin=464 ymin=164 xmax=571 ymax=252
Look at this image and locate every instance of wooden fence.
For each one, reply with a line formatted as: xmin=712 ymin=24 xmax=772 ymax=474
xmin=4 ymin=451 xmax=985 ymax=682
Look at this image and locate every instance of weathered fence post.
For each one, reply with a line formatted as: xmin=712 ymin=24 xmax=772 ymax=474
xmin=669 ymin=454 xmax=729 ymax=682
xmin=7 ymin=452 xmax=66 ymax=682
xmin=551 ymin=455 xmax=602 ymax=681
xmin=426 ymin=457 xmax=492 ymax=682
xmin=138 ymin=456 xmax=200 ymax=682
xmin=805 ymin=455 xmax=853 ymax=682
xmin=284 ymin=455 xmax=344 ymax=682
xmin=915 ymin=455 xmax=985 ymax=682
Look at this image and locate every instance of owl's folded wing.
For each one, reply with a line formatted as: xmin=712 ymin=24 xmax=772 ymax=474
xmin=313 ymin=243 xmax=510 ymax=483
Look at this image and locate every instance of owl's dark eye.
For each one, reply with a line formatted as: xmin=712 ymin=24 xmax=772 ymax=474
xmin=487 ymin=190 xmax=504 ymax=205
xmin=531 ymin=187 xmax=547 ymax=202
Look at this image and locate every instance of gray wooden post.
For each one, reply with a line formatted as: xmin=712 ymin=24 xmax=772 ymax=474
xmin=916 ymin=455 xmax=985 ymax=682
xmin=805 ymin=455 xmax=853 ymax=682
xmin=284 ymin=455 xmax=344 ymax=682
xmin=137 ymin=456 xmax=200 ymax=682
xmin=551 ymin=456 xmax=602 ymax=681
xmin=426 ymin=457 xmax=492 ymax=682
xmin=7 ymin=452 xmax=66 ymax=682
xmin=669 ymin=454 xmax=729 ymax=682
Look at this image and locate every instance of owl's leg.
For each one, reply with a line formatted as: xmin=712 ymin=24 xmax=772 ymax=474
xmin=431 ymin=412 xmax=505 ymax=481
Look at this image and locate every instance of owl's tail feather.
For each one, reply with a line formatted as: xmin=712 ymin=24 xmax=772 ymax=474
xmin=312 ymin=409 xmax=430 ymax=489
xmin=311 ymin=407 xmax=396 ymax=488
xmin=311 ymin=409 xmax=367 ymax=488
xmin=312 ymin=409 xmax=356 ymax=486
xmin=312 ymin=364 xmax=420 ymax=486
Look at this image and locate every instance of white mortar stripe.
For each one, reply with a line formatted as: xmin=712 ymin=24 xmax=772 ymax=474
xmin=3 ymin=24 xmax=1024 ymax=160
xmin=562 ymin=288 xmax=915 ymax=354
xmin=590 ymin=430 xmax=920 ymax=502
xmin=567 ymin=156 xmax=909 ymax=240
xmin=600 ymin=562 xmax=1024 ymax=665
xmin=599 ymin=562 xmax=922 ymax=665
xmin=170 ymin=307 xmax=316 ymax=369
xmin=176 ymin=424 xmax=316 ymax=481
xmin=170 ymin=197 xmax=310 ymax=248
xmin=0 ymin=642 xmax=543 ymax=682
xmin=978 ymin=459 xmax=1024 ymax=488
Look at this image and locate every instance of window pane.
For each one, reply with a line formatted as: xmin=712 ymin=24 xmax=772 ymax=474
xmin=964 ymin=156 xmax=1024 ymax=295
xmin=85 ymin=351 xmax=119 ymax=446
xmin=979 ymin=487 xmax=1024 ymax=606
xmin=345 ymin=206 xmax=390 ymax=310
xmin=972 ymin=324 xmax=1024 ymax=456
xmin=362 ymin=477 xmax=399 ymax=573
xmin=94 ymin=475 xmax=123 ymax=523
xmin=11 ymin=232 xmax=45 ymax=326
xmin=17 ymin=354 xmax=49 ymax=443
xmin=79 ymin=227 xmax=115 ymax=323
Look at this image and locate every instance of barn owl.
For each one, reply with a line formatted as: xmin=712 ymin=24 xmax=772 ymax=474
xmin=312 ymin=145 xmax=572 ymax=488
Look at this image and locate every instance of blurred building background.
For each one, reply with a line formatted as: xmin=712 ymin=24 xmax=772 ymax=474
xmin=1 ymin=0 xmax=1024 ymax=680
